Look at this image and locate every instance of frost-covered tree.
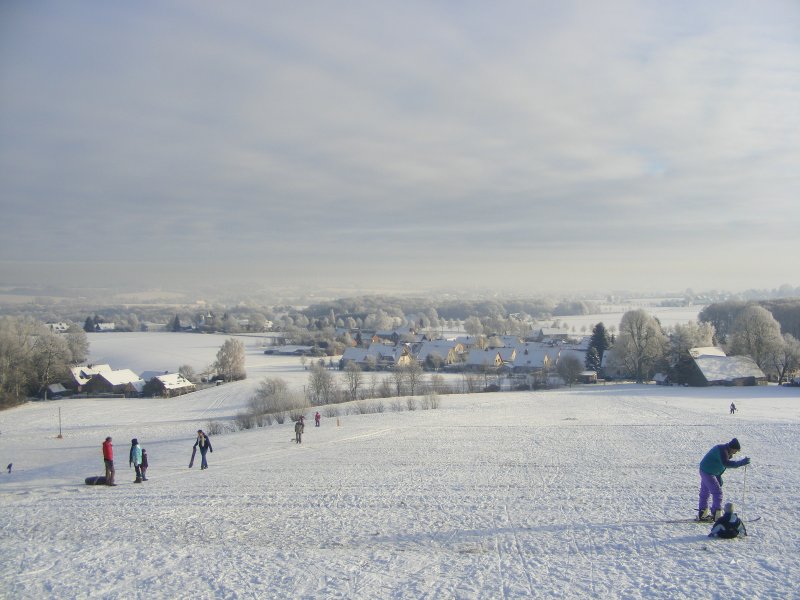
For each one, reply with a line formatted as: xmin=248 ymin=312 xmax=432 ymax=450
xmin=728 ymin=305 xmax=783 ymax=371
xmin=308 ymin=362 xmax=336 ymax=404
xmin=766 ymin=333 xmax=800 ymax=384
xmin=214 ymin=338 xmax=246 ymax=381
xmin=608 ymin=310 xmax=668 ymax=383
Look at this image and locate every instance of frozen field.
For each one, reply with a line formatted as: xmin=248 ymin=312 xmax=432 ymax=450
xmin=1 ymin=334 xmax=799 ymax=599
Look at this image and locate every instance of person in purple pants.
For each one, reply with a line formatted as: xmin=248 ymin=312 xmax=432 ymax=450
xmin=697 ymin=438 xmax=750 ymax=521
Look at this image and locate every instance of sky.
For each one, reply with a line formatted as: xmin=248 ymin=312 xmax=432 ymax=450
xmin=1 ymin=1 xmax=798 ymax=296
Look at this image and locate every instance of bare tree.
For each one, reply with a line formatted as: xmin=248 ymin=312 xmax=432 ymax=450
xmin=308 ymin=362 xmax=337 ymax=404
xmin=343 ymin=362 xmax=363 ymax=401
xmin=557 ymin=354 xmax=583 ymax=387
xmin=178 ymin=364 xmax=197 ymax=383
xmin=402 ymin=361 xmax=424 ymax=396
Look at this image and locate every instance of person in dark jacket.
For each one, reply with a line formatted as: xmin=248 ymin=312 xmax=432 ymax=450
xmin=140 ymin=448 xmax=149 ymax=481
xmin=708 ymin=502 xmax=747 ymax=539
xmin=697 ymin=438 xmax=750 ymax=521
xmin=102 ymin=436 xmax=116 ymax=486
xmin=194 ymin=430 xmax=213 ymax=469
xmin=294 ymin=419 xmax=304 ymax=444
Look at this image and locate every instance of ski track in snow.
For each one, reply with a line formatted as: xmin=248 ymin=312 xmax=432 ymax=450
xmin=1 ymin=335 xmax=800 ymax=598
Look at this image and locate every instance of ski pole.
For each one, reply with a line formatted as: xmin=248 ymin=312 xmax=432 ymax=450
xmin=741 ymin=464 xmax=748 ymax=517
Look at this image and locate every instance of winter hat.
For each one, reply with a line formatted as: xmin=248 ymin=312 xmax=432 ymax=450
xmin=131 ymin=438 xmax=138 ymax=445
xmin=728 ymin=438 xmax=741 ymax=450
xmin=724 ymin=502 xmax=735 ymax=514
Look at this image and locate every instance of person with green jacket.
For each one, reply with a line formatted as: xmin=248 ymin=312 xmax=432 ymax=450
xmin=697 ymin=438 xmax=750 ymax=521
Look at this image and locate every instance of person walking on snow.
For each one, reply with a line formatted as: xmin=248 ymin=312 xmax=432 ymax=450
xmin=315 ymin=411 xmax=321 ymax=427
xmin=697 ymin=438 xmax=750 ymax=521
xmin=140 ymin=448 xmax=149 ymax=481
xmin=102 ymin=436 xmax=116 ymax=486
xmin=730 ymin=402 xmax=737 ymax=415
xmin=129 ymin=438 xmax=143 ymax=483
xmin=194 ymin=430 xmax=213 ymax=469
xmin=294 ymin=419 xmax=304 ymax=444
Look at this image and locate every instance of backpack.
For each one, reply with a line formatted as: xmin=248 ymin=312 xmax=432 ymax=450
xmin=708 ymin=513 xmax=747 ymax=539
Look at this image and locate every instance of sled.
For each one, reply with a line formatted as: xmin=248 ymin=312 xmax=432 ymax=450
xmin=189 ymin=446 xmax=197 ymax=468
xmin=84 ymin=476 xmax=107 ymax=485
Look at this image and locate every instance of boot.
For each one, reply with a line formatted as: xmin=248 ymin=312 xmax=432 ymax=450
xmin=712 ymin=508 xmax=723 ymax=521
xmin=134 ymin=477 xmax=142 ymax=483
xmin=697 ymin=508 xmax=712 ymax=522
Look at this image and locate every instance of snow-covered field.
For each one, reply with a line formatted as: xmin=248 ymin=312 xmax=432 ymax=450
xmin=2 ymin=334 xmax=799 ymax=599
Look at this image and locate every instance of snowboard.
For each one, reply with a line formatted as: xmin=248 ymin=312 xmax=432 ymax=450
xmin=189 ymin=447 xmax=197 ymax=468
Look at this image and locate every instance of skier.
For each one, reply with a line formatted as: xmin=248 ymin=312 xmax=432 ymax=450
xmin=697 ymin=438 xmax=750 ymax=521
xmin=315 ymin=411 xmax=321 ymax=427
xmin=730 ymin=403 xmax=737 ymax=415
xmin=294 ymin=419 xmax=304 ymax=444
xmin=129 ymin=438 xmax=143 ymax=483
xmin=708 ymin=502 xmax=747 ymax=539
xmin=193 ymin=430 xmax=213 ymax=470
xmin=140 ymin=448 xmax=149 ymax=481
xmin=102 ymin=436 xmax=116 ymax=486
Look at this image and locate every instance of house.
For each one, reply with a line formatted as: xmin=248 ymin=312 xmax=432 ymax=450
xmin=536 ymin=328 xmax=572 ymax=342
xmin=148 ymin=373 xmax=196 ymax=397
xmin=340 ymin=343 xmax=413 ymax=370
xmin=465 ymin=349 xmax=504 ymax=370
xmin=47 ymin=322 xmax=71 ymax=333
xmin=579 ymin=371 xmax=598 ymax=384
xmin=69 ymin=364 xmax=113 ymax=390
xmin=413 ymin=340 xmax=464 ymax=367
xmin=45 ymin=383 xmax=68 ymax=399
xmin=510 ymin=343 xmax=554 ymax=373
xmin=84 ymin=369 xmax=144 ymax=396
xmin=689 ymin=348 xmax=767 ymax=386
xmin=263 ymin=345 xmax=314 ymax=356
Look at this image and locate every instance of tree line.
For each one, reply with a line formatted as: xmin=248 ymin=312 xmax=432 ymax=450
xmin=602 ymin=304 xmax=800 ymax=384
xmin=0 ymin=318 xmax=89 ymax=408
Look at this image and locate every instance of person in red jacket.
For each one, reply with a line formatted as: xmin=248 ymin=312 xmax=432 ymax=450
xmin=102 ymin=436 xmax=116 ymax=486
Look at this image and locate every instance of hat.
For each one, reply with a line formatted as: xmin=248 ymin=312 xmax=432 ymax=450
xmin=131 ymin=438 xmax=138 ymax=445
xmin=728 ymin=438 xmax=741 ymax=450
xmin=724 ymin=502 xmax=735 ymax=514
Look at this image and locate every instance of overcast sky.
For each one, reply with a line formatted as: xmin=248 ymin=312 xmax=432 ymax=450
xmin=1 ymin=1 xmax=798 ymax=296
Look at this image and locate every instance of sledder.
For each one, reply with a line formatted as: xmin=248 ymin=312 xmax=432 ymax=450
xmin=708 ymin=502 xmax=747 ymax=539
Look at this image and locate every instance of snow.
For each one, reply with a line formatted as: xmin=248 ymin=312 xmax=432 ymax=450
xmin=2 ymin=334 xmax=800 ymax=599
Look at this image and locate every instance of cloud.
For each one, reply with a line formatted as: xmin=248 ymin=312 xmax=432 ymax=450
xmin=1 ymin=1 xmax=798 ymax=293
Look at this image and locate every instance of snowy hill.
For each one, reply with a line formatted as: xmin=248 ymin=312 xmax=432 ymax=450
xmin=2 ymin=338 xmax=799 ymax=598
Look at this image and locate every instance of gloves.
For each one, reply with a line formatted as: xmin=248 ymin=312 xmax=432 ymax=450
xmin=716 ymin=475 xmax=723 ymax=487
xmin=739 ymin=457 xmax=751 ymax=466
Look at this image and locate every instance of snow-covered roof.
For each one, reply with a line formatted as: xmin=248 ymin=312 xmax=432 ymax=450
xmin=71 ymin=364 xmax=112 ymax=386
xmin=96 ymin=369 xmax=143 ymax=386
xmin=693 ymin=355 xmax=766 ymax=383
xmin=689 ymin=346 xmax=727 ymax=358
xmin=154 ymin=373 xmax=195 ymax=390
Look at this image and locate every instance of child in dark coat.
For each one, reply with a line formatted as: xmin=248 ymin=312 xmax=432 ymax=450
xmin=709 ymin=502 xmax=747 ymax=539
